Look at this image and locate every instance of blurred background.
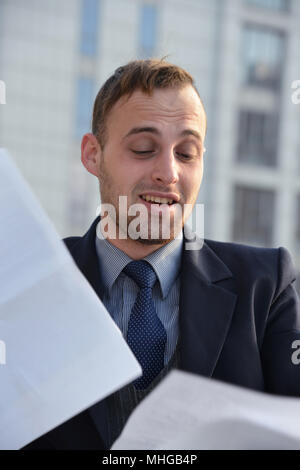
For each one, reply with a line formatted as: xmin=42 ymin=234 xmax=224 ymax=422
xmin=0 ymin=0 xmax=299 ymax=293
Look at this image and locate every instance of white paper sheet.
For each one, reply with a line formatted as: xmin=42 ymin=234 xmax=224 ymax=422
xmin=112 ymin=370 xmax=300 ymax=450
xmin=0 ymin=149 xmax=142 ymax=449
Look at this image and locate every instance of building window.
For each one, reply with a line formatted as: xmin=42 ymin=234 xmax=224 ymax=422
xmin=246 ymin=0 xmax=289 ymax=11
xmin=233 ymin=185 xmax=275 ymax=246
xmin=242 ymin=25 xmax=285 ymax=90
xmin=80 ymin=0 xmax=100 ymax=57
xmin=139 ymin=4 xmax=158 ymax=58
xmin=237 ymin=110 xmax=279 ymax=167
xmin=75 ymin=77 xmax=94 ymax=139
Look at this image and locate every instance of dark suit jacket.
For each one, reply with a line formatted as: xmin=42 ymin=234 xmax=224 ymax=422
xmin=23 ymin=217 xmax=300 ymax=450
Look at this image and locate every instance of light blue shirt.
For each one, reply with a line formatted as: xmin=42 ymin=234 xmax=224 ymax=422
xmin=95 ymin=224 xmax=183 ymax=365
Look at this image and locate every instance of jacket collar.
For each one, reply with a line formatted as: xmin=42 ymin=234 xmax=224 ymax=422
xmin=66 ymin=217 xmax=106 ymax=300
xmin=179 ymin=225 xmax=237 ymax=377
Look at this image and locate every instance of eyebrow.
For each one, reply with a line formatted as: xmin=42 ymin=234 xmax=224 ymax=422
xmin=123 ymin=126 xmax=203 ymax=144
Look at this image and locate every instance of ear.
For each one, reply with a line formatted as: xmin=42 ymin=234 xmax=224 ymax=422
xmin=81 ymin=133 xmax=102 ymax=177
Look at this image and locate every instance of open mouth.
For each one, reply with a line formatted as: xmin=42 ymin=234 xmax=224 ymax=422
xmin=139 ymin=195 xmax=176 ymax=206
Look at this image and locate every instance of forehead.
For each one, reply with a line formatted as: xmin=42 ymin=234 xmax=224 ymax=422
xmin=106 ymin=85 xmax=206 ymax=140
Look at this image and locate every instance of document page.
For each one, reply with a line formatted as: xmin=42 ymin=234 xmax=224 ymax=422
xmin=112 ymin=370 xmax=300 ymax=450
xmin=0 ymin=149 xmax=142 ymax=449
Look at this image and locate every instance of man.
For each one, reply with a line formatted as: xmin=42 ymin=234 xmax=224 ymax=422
xmin=24 ymin=59 xmax=300 ymax=450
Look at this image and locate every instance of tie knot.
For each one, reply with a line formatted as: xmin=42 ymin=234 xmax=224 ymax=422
xmin=123 ymin=260 xmax=157 ymax=289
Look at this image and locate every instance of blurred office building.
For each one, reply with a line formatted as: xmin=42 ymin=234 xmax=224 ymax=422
xmin=0 ymin=0 xmax=300 ymax=291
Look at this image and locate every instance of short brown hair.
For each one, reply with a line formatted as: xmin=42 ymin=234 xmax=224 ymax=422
xmin=92 ymin=58 xmax=204 ymax=147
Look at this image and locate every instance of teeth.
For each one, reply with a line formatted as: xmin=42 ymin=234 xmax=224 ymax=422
xmin=141 ymin=195 xmax=174 ymax=205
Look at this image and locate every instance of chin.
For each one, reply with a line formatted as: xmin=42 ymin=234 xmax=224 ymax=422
xmin=135 ymin=236 xmax=173 ymax=246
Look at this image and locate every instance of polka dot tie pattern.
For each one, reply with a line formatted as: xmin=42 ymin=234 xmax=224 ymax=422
xmin=123 ymin=260 xmax=167 ymax=390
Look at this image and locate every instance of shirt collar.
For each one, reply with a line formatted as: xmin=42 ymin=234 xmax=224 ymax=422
xmin=144 ymin=233 xmax=183 ymax=299
xmin=95 ymin=222 xmax=183 ymax=299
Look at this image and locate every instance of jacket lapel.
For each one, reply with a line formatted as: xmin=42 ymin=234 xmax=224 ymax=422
xmin=179 ymin=228 xmax=237 ymax=377
xmin=65 ymin=217 xmax=109 ymax=446
xmin=66 ymin=216 xmax=105 ymax=301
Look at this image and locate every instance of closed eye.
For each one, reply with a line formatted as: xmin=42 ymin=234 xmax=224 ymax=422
xmin=131 ymin=150 xmax=197 ymax=160
xmin=176 ymin=152 xmax=193 ymax=160
xmin=132 ymin=150 xmax=154 ymax=155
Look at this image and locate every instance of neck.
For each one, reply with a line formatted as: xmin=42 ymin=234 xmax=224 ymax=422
xmin=105 ymin=236 xmax=169 ymax=260
xmin=97 ymin=216 xmax=183 ymax=259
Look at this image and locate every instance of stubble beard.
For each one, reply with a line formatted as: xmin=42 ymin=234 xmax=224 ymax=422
xmin=98 ymin=159 xmax=183 ymax=245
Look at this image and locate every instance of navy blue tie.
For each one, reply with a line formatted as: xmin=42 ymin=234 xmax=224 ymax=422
xmin=123 ymin=260 xmax=167 ymax=390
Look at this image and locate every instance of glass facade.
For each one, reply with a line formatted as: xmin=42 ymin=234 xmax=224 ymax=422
xmin=139 ymin=3 xmax=158 ymax=58
xmin=80 ymin=0 xmax=100 ymax=57
xmin=237 ymin=110 xmax=279 ymax=166
xmin=242 ymin=25 xmax=285 ymax=90
xmin=233 ymin=185 xmax=275 ymax=246
xmin=75 ymin=77 xmax=94 ymax=139
xmin=246 ymin=0 xmax=289 ymax=11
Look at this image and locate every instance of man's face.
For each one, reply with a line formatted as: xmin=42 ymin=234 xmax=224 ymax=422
xmin=98 ymin=84 xmax=206 ymax=245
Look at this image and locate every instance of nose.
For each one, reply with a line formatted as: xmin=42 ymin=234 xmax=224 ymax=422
xmin=151 ymin=148 xmax=179 ymax=186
